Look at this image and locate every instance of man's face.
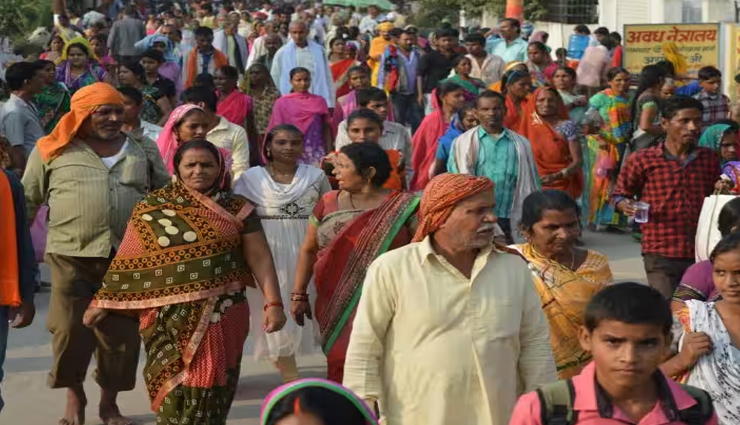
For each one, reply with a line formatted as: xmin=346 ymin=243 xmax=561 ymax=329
xmin=58 ymin=16 xmax=70 ymax=27
xmin=26 ymin=69 xmax=46 ymax=95
xmin=436 ymin=36 xmax=456 ymax=52
xmin=366 ymin=100 xmax=388 ymax=121
xmin=499 ymin=21 xmax=515 ymax=39
xmin=160 ymin=25 xmax=176 ymax=42
xmin=700 ymin=76 xmax=721 ymax=95
xmin=466 ymin=41 xmax=484 ymax=56
xmin=290 ymin=24 xmax=308 ymax=46
xmin=661 ymin=108 xmax=702 ymax=148
xmin=380 ymin=30 xmax=391 ymax=41
xmin=122 ymin=96 xmax=141 ymax=123
xmin=265 ymin=36 xmax=280 ymax=54
xmin=476 ymin=97 xmax=506 ymax=130
xmin=399 ymin=33 xmax=414 ymax=50
xmin=368 ymin=6 xmax=378 ymax=16
xmin=436 ymin=190 xmax=497 ymax=250
xmin=84 ymin=104 xmax=125 ymax=140
xmin=196 ymin=34 xmax=213 ymax=52
xmin=349 ymin=71 xmax=370 ymax=89
xmin=580 ymin=321 xmax=670 ymax=391
xmin=347 ymin=118 xmax=381 ymax=143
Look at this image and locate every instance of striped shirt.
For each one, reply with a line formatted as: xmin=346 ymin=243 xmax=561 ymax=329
xmin=22 ymin=135 xmax=170 ymax=258
xmin=476 ymin=127 xmax=519 ymax=219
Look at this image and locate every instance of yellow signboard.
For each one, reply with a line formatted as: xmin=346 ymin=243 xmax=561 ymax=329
xmin=623 ymin=24 xmax=720 ymax=78
xmin=732 ymin=25 xmax=740 ymax=102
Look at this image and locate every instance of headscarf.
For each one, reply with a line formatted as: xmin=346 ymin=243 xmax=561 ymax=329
xmin=156 ymin=104 xmax=205 ymax=174
xmin=241 ymin=63 xmax=276 ymax=93
xmin=376 ymin=22 xmax=394 ymax=32
xmin=61 ymin=36 xmax=94 ymax=61
xmin=413 ymin=173 xmax=495 ymax=242
xmin=662 ymin=42 xmax=687 ymax=77
xmin=37 ymin=82 xmax=125 ymax=162
xmin=699 ymin=123 xmax=733 ymax=163
xmin=530 ymin=31 xmax=548 ymax=44
xmin=146 ymin=34 xmax=177 ymax=62
xmin=260 ymin=378 xmax=378 ymax=425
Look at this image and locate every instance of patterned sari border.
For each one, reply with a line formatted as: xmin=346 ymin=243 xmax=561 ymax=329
xmin=184 ymin=297 xmax=217 ymax=365
xmin=90 ymin=280 xmax=246 ymax=310
xmin=322 ymin=195 xmax=420 ymax=354
xmin=187 ymin=185 xmax=248 ymax=232
xmin=152 ymin=370 xmax=186 ymax=412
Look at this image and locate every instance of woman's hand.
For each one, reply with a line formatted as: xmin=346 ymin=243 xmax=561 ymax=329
xmin=83 ymin=307 xmax=108 ymax=328
xmin=582 ymin=123 xmax=599 ymax=135
xmin=715 ymin=178 xmax=733 ymax=194
xmin=264 ymin=305 xmax=287 ymax=333
xmin=290 ymin=299 xmax=313 ymax=326
xmin=679 ymin=331 xmax=713 ymax=367
xmin=541 ymin=172 xmax=563 ymax=185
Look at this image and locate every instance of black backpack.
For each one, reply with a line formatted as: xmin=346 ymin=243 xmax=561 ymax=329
xmin=536 ymin=379 xmax=714 ymax=425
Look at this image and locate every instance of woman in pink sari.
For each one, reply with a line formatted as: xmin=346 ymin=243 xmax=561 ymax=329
xmin=266 ymin=67 xmax=332 ymax=166
xmin=410 ymin=81 xmax=466 ymax=190
xmin=215 ymin=65 xmax=258 ymax=148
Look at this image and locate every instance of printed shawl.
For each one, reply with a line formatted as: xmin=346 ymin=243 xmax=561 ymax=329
xmin=512 ymin=244 xmax=611 ymax=378
xmin=314 ymin=191 xmax=419 ymax=354
xmin=91 ymin=180 xmax=255 ymax=310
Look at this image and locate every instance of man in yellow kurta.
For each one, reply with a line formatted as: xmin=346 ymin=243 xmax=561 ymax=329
xmin=367 ymin=22 xmax=395 ymax=86
xmin=343 ymin=173 xmax=557 ymax=425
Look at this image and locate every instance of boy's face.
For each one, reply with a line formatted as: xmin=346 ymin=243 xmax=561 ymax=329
xmin=579 ymin=320 xmax=671 ymax=390
xmin=700 ymin=76 xmax=721 ymax=95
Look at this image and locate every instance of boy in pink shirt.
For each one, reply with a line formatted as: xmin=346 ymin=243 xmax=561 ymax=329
xmin=510 ymin=282 xmax=718 ymax=425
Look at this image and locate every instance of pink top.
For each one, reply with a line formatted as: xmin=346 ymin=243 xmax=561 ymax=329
xmin=509 ymin=362 xmax=718 ymax=425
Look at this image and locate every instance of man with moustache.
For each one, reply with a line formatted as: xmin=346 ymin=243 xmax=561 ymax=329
xmin=22 ymin=83 xmax=169 ymax=425
xmin=343 ymin=173 xmax=556 ymax=425
xmin=614 ymin=96 xmax=723 ymax=298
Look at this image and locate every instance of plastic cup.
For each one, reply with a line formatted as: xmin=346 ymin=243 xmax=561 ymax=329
xmin=633 ymin=202 xmax=650 ymax=223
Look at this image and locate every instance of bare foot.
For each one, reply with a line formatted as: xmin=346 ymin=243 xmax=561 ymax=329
xmin=100 ymin=389 xmax=135 ymax=425
xmin=59 ymin=386 xmax=87 ymax=425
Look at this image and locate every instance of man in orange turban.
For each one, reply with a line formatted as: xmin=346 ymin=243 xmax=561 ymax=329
xmin=367 ymin=21 xmax=395 ymax=86
xmin=344 ymin=172 xmax=557 ymax=424
xmin=22 ymin=82 xmax=169 ymax=425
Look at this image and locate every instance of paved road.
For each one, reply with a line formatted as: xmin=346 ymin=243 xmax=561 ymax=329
xmin=2 ymin=231 xmax=646 ymax=424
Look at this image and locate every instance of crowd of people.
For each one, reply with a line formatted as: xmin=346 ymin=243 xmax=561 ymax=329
xmin=0 ymin=1 xmax=740 ymax=425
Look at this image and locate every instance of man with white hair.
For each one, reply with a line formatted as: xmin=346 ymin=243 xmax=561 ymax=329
xmin=344 ymin=173 xmax=556 ymax=425
xmin=270 ymin=20 xmax=335 ymax=107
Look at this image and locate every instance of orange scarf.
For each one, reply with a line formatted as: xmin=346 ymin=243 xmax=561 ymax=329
xmin=37 ymin=82 xmax=125 ymax=162
xmin=0 ymin=171 xmax=21 ymax=307
xmin=185 ymin=47 xmax=228 ymax=88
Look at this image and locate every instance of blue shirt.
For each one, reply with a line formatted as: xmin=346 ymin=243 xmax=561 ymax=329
xmin=676 ymin=81 xmax=701 ymax=97
xmin=436 ymin=119 xmax=464 ymax=163
xmin=485 ymin=37 xmax=528 ymax=63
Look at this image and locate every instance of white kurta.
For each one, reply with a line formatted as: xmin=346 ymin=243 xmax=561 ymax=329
xmin=234 ymin=165 xmax=331 ymax=360
xmin=344 ymin=237 xmax=557 ymax=425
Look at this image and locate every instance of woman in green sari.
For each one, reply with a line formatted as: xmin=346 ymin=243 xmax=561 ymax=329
xmin=84 ymin=140 xmax=286 ymax=424
xmin=442 ymin=55 xmax=486 ymax=102
xmin=33 ymin=59 xmax=71 ymax=134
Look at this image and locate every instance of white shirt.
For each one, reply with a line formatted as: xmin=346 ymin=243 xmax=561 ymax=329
xmin=467 ymin=53 xmax=506 ymax=86
xmin=335 ymin=120 xmax=412 ymax=172
xmin=359 ymin=15 xmax=379 ymax=35
xmin=207 ymin=116 xmax=250 ymax=181
xmin=270 ymin=43 xmax=336 ymax=108
xmin=100 ymin=140 xmax=129 ymax=169
xmin=344 ymin=237 xmax=557 ymax=425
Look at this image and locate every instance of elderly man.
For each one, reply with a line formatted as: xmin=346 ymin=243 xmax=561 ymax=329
xmin=344 ymin=173 xmax=556 ymax=425
xmin=246 ymin=33 xmax=282 ymax=71
xmin=22 ymin=83 xmax=170 ymax=425
xmin=271 ymin=20 xmax=335 ymax=107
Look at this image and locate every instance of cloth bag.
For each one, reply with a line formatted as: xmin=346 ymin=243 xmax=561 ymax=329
xmin=30 ymin=205 xmax=49 ymax=263
xmin=695 ymin=195 xmax=736 ymax=262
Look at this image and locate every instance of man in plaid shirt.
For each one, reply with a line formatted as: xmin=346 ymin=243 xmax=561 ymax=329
xmin=613 ymin=96 xmax=723 ymax=298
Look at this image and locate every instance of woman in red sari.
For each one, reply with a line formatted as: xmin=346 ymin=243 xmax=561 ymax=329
xmin=215 ymin=65 xmax=259 ymax=161
xmin=410 ymin=81 xmax=466 ymax=190
xmin=503 ymin=70 xmax=533 ymax=134
xmin=329 ymin=37 xmax=359 ymax=99
xmin=291 ymin=143 xmax=419 ymax=383
xmin=520 ymin=86 xmax=584 ymax=198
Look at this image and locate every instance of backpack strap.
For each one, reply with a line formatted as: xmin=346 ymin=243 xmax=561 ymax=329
xmin=536 ymin=379 xmax=578 ymax=425
xmin=677 ymin=384 xmax=714 ymax=425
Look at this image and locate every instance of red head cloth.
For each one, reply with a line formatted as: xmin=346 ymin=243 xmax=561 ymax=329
xmin=412 ymin=173 xmax=495 ymax=242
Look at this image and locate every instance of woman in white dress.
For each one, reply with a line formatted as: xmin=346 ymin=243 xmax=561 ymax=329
xmin=234 ymin=124 xmax=331 ymax=382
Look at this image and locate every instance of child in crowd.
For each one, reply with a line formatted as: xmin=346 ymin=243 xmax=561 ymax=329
xmin=694 ymin=66 xmax=730 ymax=127
xmin=509 ymin=282 xmax=718 ymax=425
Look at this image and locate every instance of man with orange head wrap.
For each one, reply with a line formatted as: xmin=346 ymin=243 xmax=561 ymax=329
xmin=22 ymin=82 xmax=169 ymax=425
xmin=344 ymin=173 xmax=556 ymax=425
